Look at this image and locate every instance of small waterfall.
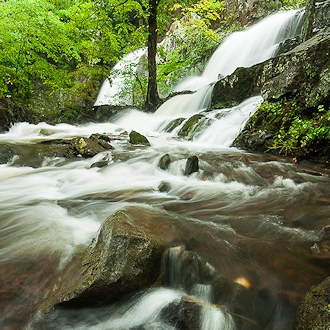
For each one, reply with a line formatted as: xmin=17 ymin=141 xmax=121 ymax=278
xmin=94 ymin=48 xmax=146 ymax=106
xmin=195 ymin=96 xmax=263 ymax=147
xmin=192 ymin=284 xmax=236 ymax=330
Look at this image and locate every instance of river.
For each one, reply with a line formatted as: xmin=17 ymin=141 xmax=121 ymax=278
xmin=1 ymin=8 xmax=330 ymax=330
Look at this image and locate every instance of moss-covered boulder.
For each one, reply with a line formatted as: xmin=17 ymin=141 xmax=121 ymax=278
xmin=129 ymin=130 xmax=150 ymax=146
xmin=295 ymin=276 xmax=330 ymax=330
xmin=163 ymin=117 xmax=185 ymax=133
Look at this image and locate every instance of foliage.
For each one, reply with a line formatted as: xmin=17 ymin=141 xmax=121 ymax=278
xmin=156 ymin=0 xmax=225 ymax=96
xmin=0 ymin=0 xmax=146 ymax=113
xmin=252 ymin=97 xmax=330 ymax=160
xmin=281 ymin=0 xmax=306 ymax=9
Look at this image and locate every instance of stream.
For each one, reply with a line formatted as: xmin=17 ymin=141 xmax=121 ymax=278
xmin=1 ymin=8 xmax=330 ymax=330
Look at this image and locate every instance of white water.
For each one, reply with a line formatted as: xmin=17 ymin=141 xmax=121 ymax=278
xmin=154 ymin=10 xmax=303 ymax=117
xmin=174 ymin=10 xmax=304 ymax=92
xmin=95 ymin=10 xmax=303 ymax=110
xmin=94 ymin=48 xmax=146 ymax=106
xmin=2 ymin=9 xmax=329 ymax=330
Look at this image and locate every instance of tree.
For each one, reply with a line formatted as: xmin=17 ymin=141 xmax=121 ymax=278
xmin=144 ymin=0 xmax=224 ymax=111
xmin=0 ymin=0 xmax=143 ymax=113
xmin=145 ymin=0 xmax=160 ymax=112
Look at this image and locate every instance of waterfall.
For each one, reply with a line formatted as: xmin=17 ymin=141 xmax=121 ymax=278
xmin=94 ymin=48 xmax=146 ymax=106
xmin=192 ymin=284 xmax=236 ymax=330
xmin=174 ymin=10 xmax=304 ymax=93
xmin=94 ymin=10 xmax=303 ymax=111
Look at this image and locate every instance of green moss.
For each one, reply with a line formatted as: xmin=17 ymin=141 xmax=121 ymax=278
xmin=178 ymin=114 xmax=210 ymax=140
xmin=129 ymin=130 xmax=150 ymax=146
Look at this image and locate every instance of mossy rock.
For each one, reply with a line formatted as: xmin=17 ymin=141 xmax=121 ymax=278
xmin=163 ymin=117 xmax=185 ymax=133
xmin=295 ymin=276 xmax=330 ymax=330
xmin=178 ymin=114 xmax=211 ymax=140
xmin=129 ymin=130 xmax=150 ymax=146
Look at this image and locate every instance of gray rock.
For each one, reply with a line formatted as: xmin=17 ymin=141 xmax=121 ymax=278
xmin=158 ymin=154 xmax=171 ymax=170
xmin=40 ymin=211 xmax=165 ymax=309
xmin=71 ymin=137 xmax=107 ymax=157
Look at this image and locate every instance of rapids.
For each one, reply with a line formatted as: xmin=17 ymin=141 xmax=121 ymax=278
xmin=1 ymin=8 xmax=329 ymax=330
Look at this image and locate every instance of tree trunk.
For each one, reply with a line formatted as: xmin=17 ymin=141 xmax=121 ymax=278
xmin=145 ymin=0 xmax=160 ymax=112
xmin=301 ymin=0 xmax=316 ymax=42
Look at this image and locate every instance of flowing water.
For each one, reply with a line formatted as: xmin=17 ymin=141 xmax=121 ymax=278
xmin=1 ymin=8 xmax=330 ymax=330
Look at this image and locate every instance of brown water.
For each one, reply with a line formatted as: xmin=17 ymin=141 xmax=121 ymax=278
xmin=0 ymin=121 xmax=329 ymax=329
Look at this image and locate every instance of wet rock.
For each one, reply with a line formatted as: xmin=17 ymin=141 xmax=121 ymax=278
xmin=71 ymin=137 xmax=108 ymax=157
xmin=89 ymin=133 xmax=114 ymax=150
xmin=93 ymin=105 xmax=129 ymax=122
xmin=160 ymin=296 xmax=203 ymax=330
xmin=40 ymin=211 xmax=165 ymax=309
xmin=158 ymin=154 xmax=171 ymax=170
xmin=178 ymin=114 xmax=209 ymax=140
xmin=129 ymin=130 xmax=150 ymax=146
xmin=163 ymin=245 xmax=215 ymax=292
xmin=163 ymin=117 xmax=185 ymax=133
xmin=233 ymin=129 xmax=274 ymax=153
xmin=158 ymin=181 xmax=172 ymax=193
xmin=295 ymin=276 xmax=330 ymax=330
xmin=0 ymin=96 xmax=31 ymax=132
xmin=184 ymin=156 xmax=199 ymax=176
xmin=161 ymin=295 xmax=254 ymax=330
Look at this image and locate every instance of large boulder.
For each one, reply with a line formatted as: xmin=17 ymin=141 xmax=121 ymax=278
xmin=40 ymin=210 xmax=165 ymax=309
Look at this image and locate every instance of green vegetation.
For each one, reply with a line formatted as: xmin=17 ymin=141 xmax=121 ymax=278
xmin=0 ymin=0 xmax=147 ymax=116
xmin=0 ymin=0 xmax=226 ymax=117
xmin=249 ymin=97 xmax=330 ymax=161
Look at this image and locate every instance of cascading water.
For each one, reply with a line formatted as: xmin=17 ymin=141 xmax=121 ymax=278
xmin=1 ymin=8 xmax=329 ymax=330
xmin=94 ymin=48 xmax=146 ymax=106
xmin=156 ymin=9 xmax=303 ymax=116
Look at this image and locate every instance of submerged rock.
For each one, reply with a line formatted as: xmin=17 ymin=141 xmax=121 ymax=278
xmin=178 ymin=114 xmax=209 ymax=140
xmin=40 ymin=211 xmax=165 ymax=309
xmin=158 ymin=154 xmax=171 ymax=170
xmin=158 ymin=181 xmax=172 ymax=193
xmin=129 ymin=130 xmax=150 ymax=146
